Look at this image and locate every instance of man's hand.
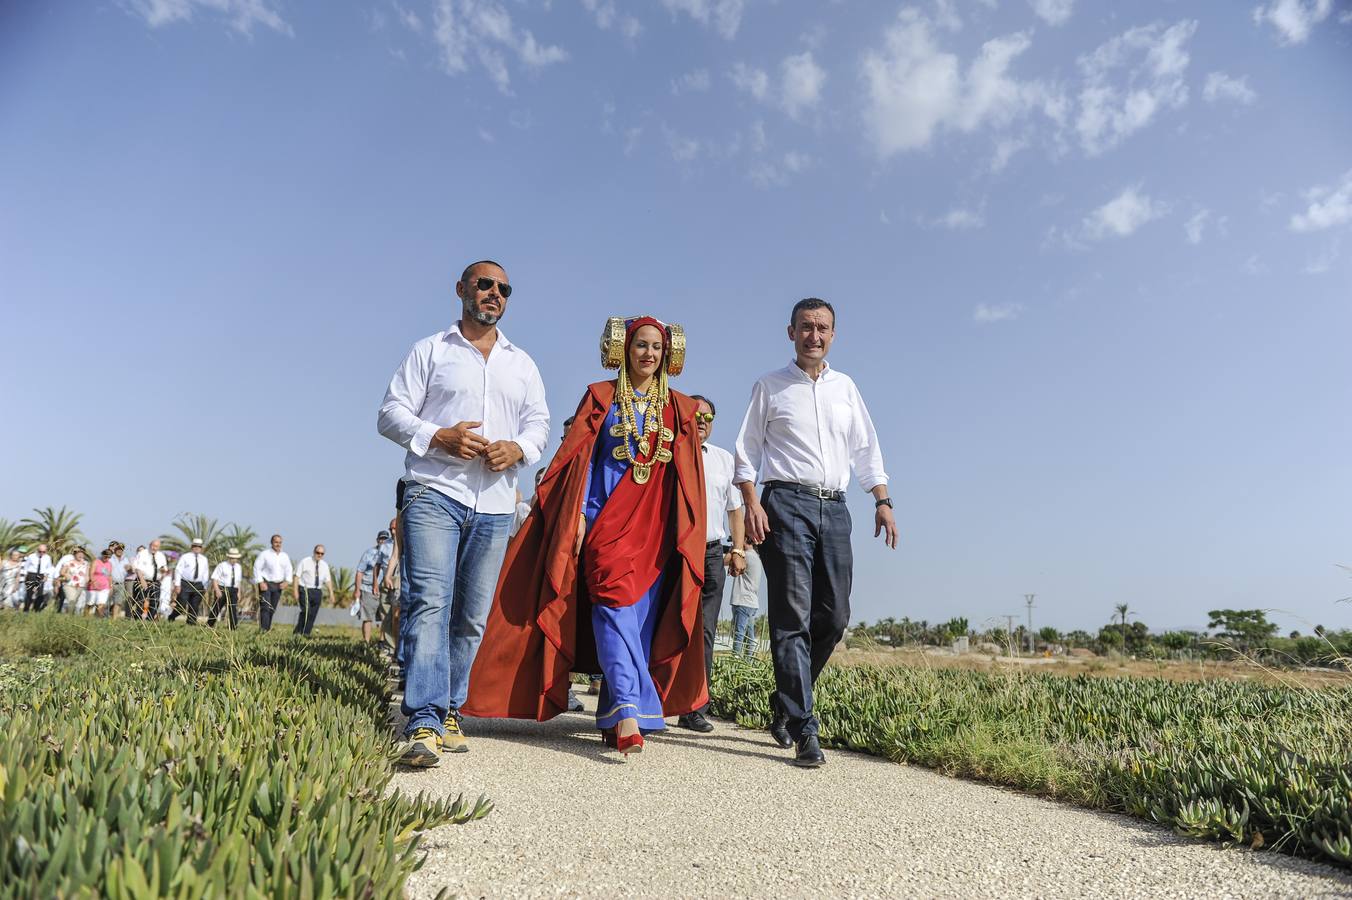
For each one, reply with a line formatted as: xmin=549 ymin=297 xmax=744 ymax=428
xmin=727 ymin=552 xmax=748 ymax=578
xmin=431 ymin=422 xmax=488 ymax=459
xmin=744 ymin=501 xmax=770 ymax=545
xmin=381 ymin=575 xmax=394 ymax=591
xmin=875 ymin=504 xmax=899 ymax=549
xmin=484 ymin=440 xmax=524 ymax=472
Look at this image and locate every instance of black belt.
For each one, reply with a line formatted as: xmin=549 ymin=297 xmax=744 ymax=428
xmin=706 ymin=540 xmax=725 ymax=550
xmin=764 ymin=480 xmax=845 ymax=501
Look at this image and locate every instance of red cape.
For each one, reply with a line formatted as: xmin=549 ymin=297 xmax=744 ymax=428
xmin=462 ymin=380 xmax=708 ymax=721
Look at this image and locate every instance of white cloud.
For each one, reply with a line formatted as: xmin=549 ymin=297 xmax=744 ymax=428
xmin=671 ymin=68 xmax=712 ymax=95
xmin=730 ymin=63 xmax=770 ymax=101
xmin=931 ymin=205 xmax=985 ymax=229
xmin=1184 ymin=209 xmax=1209 ymax=244
xmin=1252 ymin=0 xmax=1333 ymax=45
xmin=1203 ymin=71 xmax=1257 ymax=105
xmin=880 ymin=210 xmax=893 ymax=225
xmin=580 ymin=0 xmax=642 ymax=40
xmin=749 ymin=151 xmax=813 ymax=188
xmin=478 ymin=128 xmax=495 ymax=143
xmin=394 ymin=3 xmax=423 ymax=33
xmin=1304 ymin=239 xmax=1341 ymax=274
xmin=781 ymin=52 xmax=826 ymax=118
xmin=1029 ymin=0 xmax=1074 ymax=27
xmin=860 ymin=9 xmax=1058 ymax=158
xmin=973 ymin=302 xmax=1024 ymax=324
xmin=1083 ymin=186 xmax=1167 ymax=239
xmin=125 ymin=0 xmax=292 ymax=35
xmin=661 ymin=0 xmax=745 ymax=39
xmin=990 ymin=136 xmax=1028 ymax=172
xmin=1289 ymin=170 xmax=1352 ymax=232
xmin=1075 ymin=20 xmax=1197 ymax=156
xmin=431 ymin=0 xmax=568 ymax=93
xmin=664 ymin=127 xmax=701 ymax=162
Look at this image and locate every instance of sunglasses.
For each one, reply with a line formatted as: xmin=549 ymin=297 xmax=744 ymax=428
xmin=695 ymin=412 xmax=715 ymax=424
xmin=475 ymin=277 xmax=512 ymax=298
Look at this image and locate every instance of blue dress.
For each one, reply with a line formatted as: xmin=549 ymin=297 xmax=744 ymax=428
xmin=585 ymin=400 xmax=667 ymax=733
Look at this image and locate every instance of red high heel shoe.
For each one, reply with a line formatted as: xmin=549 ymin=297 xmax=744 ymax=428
xmin=600 ymin=727 xmax=618 ymax=749
xmin=616 ymin=731 xmax=644 ymax=756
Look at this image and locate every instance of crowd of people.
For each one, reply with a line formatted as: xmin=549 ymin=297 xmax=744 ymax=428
xmin=377 ymin=259 xmax=896 ymax=769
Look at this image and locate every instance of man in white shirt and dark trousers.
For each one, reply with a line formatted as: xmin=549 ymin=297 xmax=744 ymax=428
xmin=294 ymin=545 xmax=333 ymax=636
xmin=735 ymin=298 xmax=898 ymax=767
xmin=253 ymin=534 xmax=293 ymax=632
xmin=209 ymin=548 xmax=245 ymax=629
xmin=378 ymin=259 xmax=549 ymax=766
xmin=133 ymin=541 xmax=167 ymax=619
xmin=22 ymin=544 xmax=55 ymax=612
xmin=171 ymin=538 xmax=210 ymax=624
xmin=677 ymin=394 xmax=747 ymax=733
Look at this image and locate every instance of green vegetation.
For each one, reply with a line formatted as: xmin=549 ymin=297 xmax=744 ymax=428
xmin=0 ymin=613 xmax=488 ymax=897
xmin=711 ymin=657 xmax=1352 ymax=868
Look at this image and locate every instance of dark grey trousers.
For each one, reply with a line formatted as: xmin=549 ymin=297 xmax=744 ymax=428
xmin=759 ymin=485 xmax=853 ymax=741
xmin=698 ymin=542 xmax=728 ymax=713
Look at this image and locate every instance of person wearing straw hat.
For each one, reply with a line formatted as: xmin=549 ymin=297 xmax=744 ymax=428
xmin=464 ymin=315 xmax=708 ymax=759
xmin=377 ymin=259 xmax=550 ymax=765
xmin=209 ymin=548 xmax=245 ymax=629
xmin=172 ymin=538 xmax=210 ymax=624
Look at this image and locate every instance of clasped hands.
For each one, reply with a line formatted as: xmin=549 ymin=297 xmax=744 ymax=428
xmin=431 ymin=421 xmax=523 ymax=472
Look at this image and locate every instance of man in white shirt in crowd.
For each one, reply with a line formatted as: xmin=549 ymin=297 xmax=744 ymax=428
xmin=677 ymin=394 xmax=748 ymax=733
xmin=108 ymin=542 xmax=130 ymax=619
xmin=172 ymin=538 xmax=210 ymax=624
xmin=51 ymin=547 xmax=75 ymax=612
xmin=378 ymin=258 xmax=549 ymax=766
xmin=22 ymin=544 xmax=55 ymax=612
xmin=209 ymin=548 xmax=245 ymax=629
xmin=133 ymin=540 xmax=167 ymax=619
xmin=730 ymin=544 xmax=763 ymax=656
xmin=735 ymin=298 xmax=897 ymax=768
xmin=293 ymin=545 xmax=333 ymax=637
xmin=355 ymin=530 xmax=392 ymax=643
xmin=253 ymin=534 xmax=293 ymax=632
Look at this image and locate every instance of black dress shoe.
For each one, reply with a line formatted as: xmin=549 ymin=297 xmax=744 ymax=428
xmin=768 ymin=691 xmax=792 ymax=749
xmin=793 ymin=735 xmax=826 ymax=767
xmin=677 ymin=711 xmax=715 ymax=733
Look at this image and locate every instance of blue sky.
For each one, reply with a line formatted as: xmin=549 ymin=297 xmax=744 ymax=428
xmin=3 ymin=0 xmax=1350 ymax=634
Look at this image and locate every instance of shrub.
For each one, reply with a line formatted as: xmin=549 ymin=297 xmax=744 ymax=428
xmin=711 ymin=657 xmax=1351 ymax=868
xmin=0 ymin=615 xmax=489 ymax=897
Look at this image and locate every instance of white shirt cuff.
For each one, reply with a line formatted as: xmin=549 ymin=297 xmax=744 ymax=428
xmin=410 ymin=421 xmax=439 ymax=457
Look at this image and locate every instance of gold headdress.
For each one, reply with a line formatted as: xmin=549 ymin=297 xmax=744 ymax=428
xmin=599 ymin=315 xmax=683 ymax=484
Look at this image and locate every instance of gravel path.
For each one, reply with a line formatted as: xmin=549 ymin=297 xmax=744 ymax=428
xmin=393 ymin=694 xmax=1352 ymax=899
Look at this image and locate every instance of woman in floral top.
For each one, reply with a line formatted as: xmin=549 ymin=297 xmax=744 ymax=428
xmin=60 ymin=548 xmax=90 ymax=614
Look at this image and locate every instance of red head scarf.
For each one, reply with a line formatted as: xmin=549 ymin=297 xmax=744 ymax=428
xmin=624 ymin=316 xmax=668 ymax=367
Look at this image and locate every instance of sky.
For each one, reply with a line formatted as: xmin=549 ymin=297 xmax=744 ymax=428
xmin=2 ymin=0 xmax=1351 ymax=635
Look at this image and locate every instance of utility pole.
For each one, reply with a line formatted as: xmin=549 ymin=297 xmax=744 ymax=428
xmin=1002 ymin=615 xmax=1018 ymax=658
xmin=1024 ymin=594 xmax=1036 ymax=654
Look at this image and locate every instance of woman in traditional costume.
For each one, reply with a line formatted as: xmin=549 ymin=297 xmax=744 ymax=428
xmin=463 ymin=316 xmax=707 ymax=756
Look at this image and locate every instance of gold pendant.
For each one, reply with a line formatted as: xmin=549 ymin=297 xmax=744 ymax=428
xmin=638 ymin=438 xmax=651 ymax=455
xmin=611 ymin=444 xmax=627 ymax=461
xmin=660 ymin=427 xmax=674 ymax=442
xmin=656 ymin=447 xmax=673 ymax=463
xmin=632 ymin=464 xmax=651 ymax=484
xmin=609 ymin=423 xmax=628 ymax=438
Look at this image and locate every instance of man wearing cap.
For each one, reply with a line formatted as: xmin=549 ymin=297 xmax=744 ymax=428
xmin=377 ymin=258 xmax=549 ymax=763
xmin=209 ymin=548 xmax=245 ymax=629
xmin=293 ymin=545 xmax=333 ymax=637
xmin=253 ymin=534 xmax=293 ymax=632
xmin=22 ymin=544 xmax=55 ymax=612
xmin=355 ymin=529 xmax=392 ymax=644
xmin=133 ymin=541 xmax=167 ymax=619
xmin=107 ymin=542 xmax=130 ymax=619
xmin=172 ymin=539 xmax=210 ymax=624
xmin=735 ymin=298 xmax=898 ymax=767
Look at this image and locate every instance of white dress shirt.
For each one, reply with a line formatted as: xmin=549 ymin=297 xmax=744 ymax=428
xmin=23 ymin=552 xmax=56 ymax=578
xmin=110 ymin=555 xmax=130 ymax=583
xmin=734 ymin=361 xmax=888 ymax=493
xmin=212 ymin=562 xmax=243 ymax=588
xmin=511 ymin=499 xmax=533 ymax=537
xmin=54 ymin=554 xmax=74 ymax=580
xmin=254 ymin=549 xmax=293 ymax=584
xmin=175 ymin=552 xmax=210 ymax=586
xmin=702 ymin=442 xmax=744 ymax=543
xmin=377 ymin=323 xmax=551 ymax=515
xmin=134 ymin=549 xmax=166 ymax=581
xmin=296 ymin=556 xmax=331 ymax=590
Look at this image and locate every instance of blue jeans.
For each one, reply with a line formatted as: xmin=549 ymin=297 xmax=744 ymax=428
xmin=731 ymin=605 xmax=757 ymax=656
xmin=400 ymin=486 xmax=512 ymax=735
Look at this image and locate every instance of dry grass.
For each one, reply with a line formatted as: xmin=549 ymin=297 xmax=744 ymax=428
xmin=832 ymin=645 xmax=1350 ymax=689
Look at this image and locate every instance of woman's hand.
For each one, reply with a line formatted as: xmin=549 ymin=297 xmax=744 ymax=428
xmin=574 ymin=514 xmax=586 ymax=556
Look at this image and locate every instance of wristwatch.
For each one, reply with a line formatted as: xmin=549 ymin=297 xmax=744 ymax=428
xmin=729 ymin=548 xmax=747 ymax=557
xmin=875 ymin=497 xmax=894 ymax=509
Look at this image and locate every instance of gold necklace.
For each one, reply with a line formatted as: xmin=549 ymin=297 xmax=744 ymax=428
xmin=610 ymin=367 xmax=674 ymax=484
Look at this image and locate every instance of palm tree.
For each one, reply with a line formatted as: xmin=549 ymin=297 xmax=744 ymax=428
xmin=0 ymin=518 xmax=26 ymax=553
xmin=1115 ymin=603 xmax=1130 ymax=630
xmin=18 ymin=506 xmax=88 ymax=554
xmin=160 ymin=513 xmax=229 ymax=559
xmin=330 ymin=566 xmax=355 ymax=607
xmin=218 ymin=523 xmax=264 ymax=569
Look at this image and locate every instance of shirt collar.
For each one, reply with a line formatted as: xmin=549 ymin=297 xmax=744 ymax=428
xmin=446 ymin=321 xmax=514 ymax=352
xmin=786 ymin=359 xmax=832 ymax=382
